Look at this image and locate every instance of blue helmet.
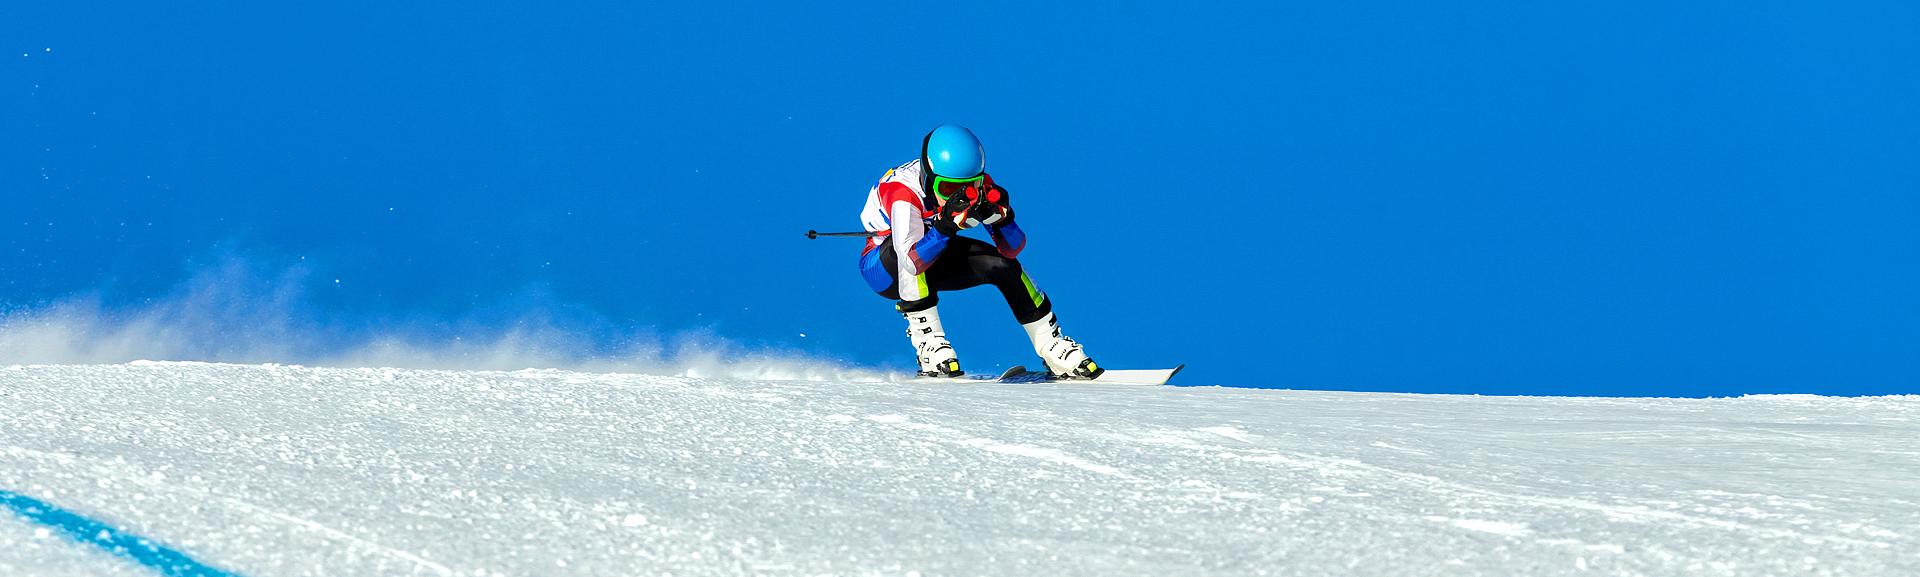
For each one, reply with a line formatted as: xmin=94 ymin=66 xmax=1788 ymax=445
xmin=921 ymin=125 xmax=985 ymax=179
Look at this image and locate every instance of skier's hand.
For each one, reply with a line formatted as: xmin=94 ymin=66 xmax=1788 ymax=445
xmin=971 ymin=184 xmax=1014 ymax=227
xmin=931 ymin=215 xmax=963 ymax=236
xmin=934 ymin=186 xmax=980 ymax=234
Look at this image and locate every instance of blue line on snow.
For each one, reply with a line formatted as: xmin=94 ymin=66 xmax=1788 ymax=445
xmin=0 ymin=489 xmax=243 ymax=577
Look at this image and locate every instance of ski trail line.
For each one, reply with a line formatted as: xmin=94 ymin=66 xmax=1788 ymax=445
xmin=210 ymin=496 xmax=455 ymax=577
xmin=4 ymin=444 xmax=454 ymax=576
xmin=0 ymin=488 xmax=246 ymax=577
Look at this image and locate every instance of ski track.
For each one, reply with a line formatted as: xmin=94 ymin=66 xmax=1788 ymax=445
xmin=0 ymin=512 xmax=154 ymax=577
xmin=1 ymin=362 xmax=1917 ymax=576
xmin=6 ymin=434 xmax=452 ymax=576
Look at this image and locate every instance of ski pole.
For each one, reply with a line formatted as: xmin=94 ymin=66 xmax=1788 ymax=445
xmin=806 ymin=229 xmax=882 ymax=240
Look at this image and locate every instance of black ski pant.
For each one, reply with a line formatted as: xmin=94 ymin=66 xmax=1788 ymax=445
xmin=872 ymin=236 xmax=1053 ymax=324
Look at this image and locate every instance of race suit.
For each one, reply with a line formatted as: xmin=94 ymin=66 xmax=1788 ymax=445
xmin=857 ymin=159 xmax=1050 ymax=323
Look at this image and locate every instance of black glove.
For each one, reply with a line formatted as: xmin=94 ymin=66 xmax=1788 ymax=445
xmin=931 ymin=187 xmax=979 ymax=236
xmin=971 ymin=184 xmax=1014 ymax=227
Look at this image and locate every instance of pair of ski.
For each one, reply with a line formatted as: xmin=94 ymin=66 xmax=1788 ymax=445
xmin=918 ymin=364 xmax=1185 ymax=386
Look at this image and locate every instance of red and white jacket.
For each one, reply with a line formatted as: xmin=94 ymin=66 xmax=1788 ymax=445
xmin=860 ymin=159 xmax=1027 ymax=299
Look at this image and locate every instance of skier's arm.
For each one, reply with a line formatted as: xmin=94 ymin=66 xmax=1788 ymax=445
xmin=989 ymin=220 xmax=1026 ymax=259
xmin=890 ymin=199 xmax=949 ymax=275
xmin=981 ymin=183 xmax=1024 ymax=258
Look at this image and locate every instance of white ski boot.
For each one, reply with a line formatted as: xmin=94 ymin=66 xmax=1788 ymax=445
xmin=903 ymin=306 xmax=963 ymax=377
xmin=1021 ymin=312 xmax=1103 ymax=379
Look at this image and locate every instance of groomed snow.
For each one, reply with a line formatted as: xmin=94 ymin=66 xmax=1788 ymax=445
xmin=1 ymin=362 xmax=1915 ymax=576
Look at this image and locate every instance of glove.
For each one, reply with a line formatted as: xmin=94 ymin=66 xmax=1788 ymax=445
xmin=931 ymin=186 xmax=979 ymax=236
xmin=970 ymin=184 xmax=1014 ymax=227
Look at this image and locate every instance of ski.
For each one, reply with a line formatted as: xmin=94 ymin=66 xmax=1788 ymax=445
xmin=912 ymin=365 xmax=1030 ymax=383
xmin=1003 ymin=364 xmax=1185 ymax=386
xmin=912 ymin=364 xmax=1186 ymax=385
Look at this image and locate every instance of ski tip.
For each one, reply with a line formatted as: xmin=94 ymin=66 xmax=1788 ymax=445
xmin=1169 ymin=364 xmax=1186 ymax=380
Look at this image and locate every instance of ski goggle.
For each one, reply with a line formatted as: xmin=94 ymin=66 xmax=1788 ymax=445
xmin=931 ymin=174 xmax=986 ymax=203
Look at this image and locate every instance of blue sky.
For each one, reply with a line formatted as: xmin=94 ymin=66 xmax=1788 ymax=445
xmin=5 ymin=2 xmax=1916 ymax=395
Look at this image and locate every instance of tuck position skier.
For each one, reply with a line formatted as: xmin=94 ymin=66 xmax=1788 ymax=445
xmin=857 ymin=125 xmax=1103 ymax=379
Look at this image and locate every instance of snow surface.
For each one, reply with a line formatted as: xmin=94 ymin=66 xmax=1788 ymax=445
xmin=0 ymin=513 xmax=151 ymax=577
xmin=1 ymin=362 xmax=1916 ymax=576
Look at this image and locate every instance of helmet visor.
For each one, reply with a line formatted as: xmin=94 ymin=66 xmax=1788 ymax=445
xmin=931 ymin=175 xmax=986 ymax=204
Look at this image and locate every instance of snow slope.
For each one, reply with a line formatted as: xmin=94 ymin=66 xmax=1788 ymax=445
xmin=1 ymin=362 xmax=1915 ymax=576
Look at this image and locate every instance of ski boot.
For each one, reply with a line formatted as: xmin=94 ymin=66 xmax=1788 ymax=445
xmin=904 ymin=305 xmax=963 ymax=377
xmin=1021 ymin=312 xmax=1104 ymax=379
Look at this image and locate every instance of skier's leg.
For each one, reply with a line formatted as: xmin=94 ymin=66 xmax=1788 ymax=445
xmin=1018 ymin=311 xmax=1102 ymax=378
xmin=867 ymin=244 xmax=961 ymax=377
xmin=937 ymin=238 xmax=1104 ymax=379
xmin=897 ymin=299 xmax=961 ymax=377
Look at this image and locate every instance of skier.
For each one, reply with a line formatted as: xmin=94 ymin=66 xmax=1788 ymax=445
xmin=857 ymin=125 xmax=1103 ymax=379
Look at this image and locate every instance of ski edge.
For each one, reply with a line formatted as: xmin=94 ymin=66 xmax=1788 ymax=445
xmin=910 ymin=364 xmax=1184 ymax=385
xmin=909 ymin=365 xmax=1029 ymax=383
xmin=1004 ymin=363 xmax=1185 ymax=386
xmin=1086 ymin=363 xmax=1184 ymax=386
